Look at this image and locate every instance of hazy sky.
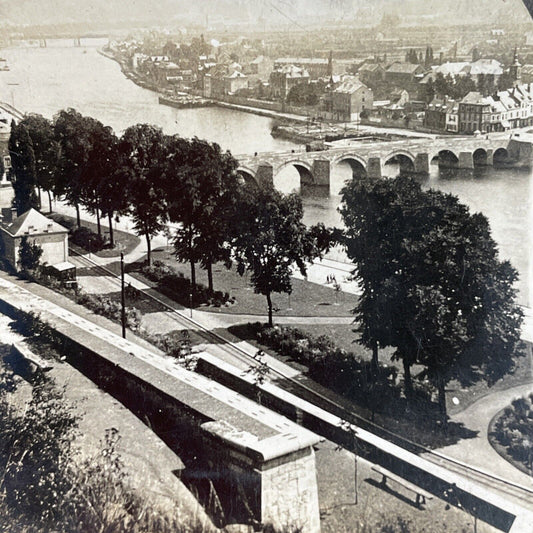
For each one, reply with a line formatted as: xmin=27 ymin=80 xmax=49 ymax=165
xmin=0 ymin=0 xmax=530 ymax=27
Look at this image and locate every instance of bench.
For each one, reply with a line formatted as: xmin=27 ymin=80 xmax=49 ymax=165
xmin=371 ymin=464 xmax=433 ymax=507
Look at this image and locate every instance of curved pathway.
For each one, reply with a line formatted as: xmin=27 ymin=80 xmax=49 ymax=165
xmin=435 ymin=383 xmax=533 ymax=488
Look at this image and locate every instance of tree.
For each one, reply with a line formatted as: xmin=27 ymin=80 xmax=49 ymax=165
xmin=8 ymin=121 xmax=38 ymax=215
xmin=54 ymin=109 xmax=96 ymax=227
xmin=230 ymin=185 xmax=331 ymax=326
xmin=340 ymin=176 xmax=524 ymax=421
xmin=20 ymin=114 xmax=59 ymax=214
xmin=80 ymin=119 xmax=119 ymax=239
xmin=97 ymin=140 xmax=128 ymax=248
xmin=17 ymin=236 xmax=43 ymax=272
xmin=117 ymin=124 xmax=168 ymax=265
xmin=164 ymin=136 xmax=239 ymax=292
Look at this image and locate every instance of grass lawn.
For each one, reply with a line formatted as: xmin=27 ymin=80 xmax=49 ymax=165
xmin=48 ymin=213 xmax=140 ymax=257
xmin=148 ymin=248 xmax=356 ymax=317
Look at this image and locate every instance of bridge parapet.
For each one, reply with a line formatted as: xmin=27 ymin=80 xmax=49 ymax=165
xmin=236 ymin=135 xmax=528 ymax=191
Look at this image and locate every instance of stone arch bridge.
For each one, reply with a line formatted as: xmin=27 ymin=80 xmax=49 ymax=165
xmin=236 ymin=136 xmax=532 ymax=190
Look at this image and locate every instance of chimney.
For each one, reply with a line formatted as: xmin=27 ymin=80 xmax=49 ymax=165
xmin=1 ymin=207 xmax=17 ymax=224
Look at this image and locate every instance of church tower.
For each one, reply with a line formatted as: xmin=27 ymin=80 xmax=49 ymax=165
xmin=510 ymin=47 xmax=522 ymax=86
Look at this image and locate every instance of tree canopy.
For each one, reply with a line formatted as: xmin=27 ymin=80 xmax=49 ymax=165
xmin=164 ymin=136 xmax=239 ymax=291
xmin=230 ymin=185 xmax=331 ymax=326
xmin=340 ymin=175 xmax=523 ymax=420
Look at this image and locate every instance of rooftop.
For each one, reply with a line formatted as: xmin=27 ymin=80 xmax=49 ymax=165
xmin=1 ymin=208 xmax=68 ymax=237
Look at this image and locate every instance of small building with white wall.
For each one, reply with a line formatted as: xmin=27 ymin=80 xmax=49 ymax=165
xmin=0 ymin=208 xmax=69 ymax=270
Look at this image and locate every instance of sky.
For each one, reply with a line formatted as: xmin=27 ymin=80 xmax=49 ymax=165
xmin=0 ymin=0 xmax=530 ymax=28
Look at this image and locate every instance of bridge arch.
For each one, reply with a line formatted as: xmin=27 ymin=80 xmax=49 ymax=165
xmin=383 ymin=150 xmax=416 ymax=176
xmin=236 ymin=166 xmax=258 ymax=186
xmin=431 ymin=149 xmax=459 ymax=168
xmin=333 ymin=154 xmax=367 ymax=179
xmin=493 ymin=147 xmax=510 ymax=166
xmin=473 ymin=148 xmax=488 ymax=167
xmin=274 ymin=159 xmax=315 ymax=193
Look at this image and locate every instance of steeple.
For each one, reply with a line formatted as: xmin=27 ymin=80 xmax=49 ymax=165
xmin=510 ymin=46 xmax=522 ymax=86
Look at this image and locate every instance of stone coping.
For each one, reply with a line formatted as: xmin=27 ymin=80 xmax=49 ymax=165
xmin=0 ymin=275 xmax=320 ymax=463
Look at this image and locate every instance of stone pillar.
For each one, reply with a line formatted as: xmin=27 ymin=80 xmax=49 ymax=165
xmin=312 ymin=159 xmax=330 ymax=189
xmin=367 ymin=157 xmax=382 ymax=179
xmin=414 ymin=153 xmax=430 ymax=174
xmin=458 ymin=151 xmax=474 ymax=169
xmin=256 ymin=164 xmax=274 ymax=188
xmin=261 ymin=446 xmax=321 ymax=533
xmin=486 ymin=149 xmax=494 ymax=166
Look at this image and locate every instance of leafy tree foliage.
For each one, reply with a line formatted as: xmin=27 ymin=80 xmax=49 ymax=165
xmin=20 ymin=114 xmax=59 ymax=213
xmin=53 ymin=109 xmax=96 ymax=227
xmin=17 ymin=236 xmax=43 ymax=272
xmin=117 ymin=124 xmax=168 ymax=265
xmin=164 ymin=136 xmax=239 ymax=291
xmin=230 ymin=185 xmax=331 ymax=326
xmin=340 ymin=176 xmax=523 ymax=420
xmin=286 ymin=81 xmax=326 ymax=107
xmin=8 ymin=121 xmax=39 ymax=215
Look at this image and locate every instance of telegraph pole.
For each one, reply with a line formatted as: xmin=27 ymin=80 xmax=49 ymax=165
xmin=120 ymin=252 xmax=126 ymax=339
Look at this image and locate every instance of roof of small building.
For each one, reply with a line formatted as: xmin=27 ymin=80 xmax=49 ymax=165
xmin=358 ymin=62 xmax=384 ymax=73
xmin=275 ymin=57 xmax=329 ymax=65
xmin=274 ymin=64 xmax=310 ymax=78
xmin=225 ymin=70 xmax=247 ymax=79
xmin=386 ymin=62 xmax=424 ymax=74
xmin=334 ymin=76 xmax=368 ymax=94
xmin=1 ymin=208 xmax=68 ymax=237
xmin=460 ymin=91 xmax=490 ymax=105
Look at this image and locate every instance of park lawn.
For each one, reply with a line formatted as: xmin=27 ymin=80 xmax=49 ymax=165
xmin=149 ymin=248 xmax=356 ymax=318
xmin=48 ymin=213 xmax=140 ymax=257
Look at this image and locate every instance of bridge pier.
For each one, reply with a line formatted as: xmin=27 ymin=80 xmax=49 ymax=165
xmin=507 ymin=139 xmax=533 ymax=167
xmin=486 ymin=149 xmax=494 ymax=166
xmin=312 ymin=159 xmax=330 ymax=189
xmin=458 ymin=152 xmax=474 ymax=169
xmin=367 ymin=157 xmax=382 ymax=179
xmin=414 ymin=153 xmax=430 ymax=175
xmin=256 ymin=164 xmax=274 ymax=188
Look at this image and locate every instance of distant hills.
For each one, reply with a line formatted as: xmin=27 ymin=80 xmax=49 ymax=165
xmin=0 ymin=0 xmax=531 ymax=29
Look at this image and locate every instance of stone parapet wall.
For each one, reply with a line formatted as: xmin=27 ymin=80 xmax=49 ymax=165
xmin=0 ymin=279 xmax=321 ymax=532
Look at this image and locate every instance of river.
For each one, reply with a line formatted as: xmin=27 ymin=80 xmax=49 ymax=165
xmin=0 ymin=39 xmax=531 ymax=305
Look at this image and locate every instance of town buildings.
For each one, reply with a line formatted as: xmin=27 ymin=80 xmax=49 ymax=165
xmin=320 ymin=76 xmax=373 ymax=122
xmin=269 ymin=64 xmax=310 ymax=100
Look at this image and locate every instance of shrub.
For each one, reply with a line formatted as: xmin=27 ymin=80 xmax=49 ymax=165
xmin=251 ymin=323 xmax=410 ymax=414
xmin=141 ymin=261 xmax=234 ymax=308
xmin=70 ymin=226 xmax=106 ymax=252
xmin=492 ymin=394 xmax=533 ymax=472
xmin=76 ymin=292 xmax=141 ymax=331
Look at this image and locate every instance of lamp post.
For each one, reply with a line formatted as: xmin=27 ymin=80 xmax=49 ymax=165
xmin=120 ymin=252 xmax=126 ymax=339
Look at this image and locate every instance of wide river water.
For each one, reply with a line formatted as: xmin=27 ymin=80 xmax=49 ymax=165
xmin=0 ymin=39 xmax=531 ymax=305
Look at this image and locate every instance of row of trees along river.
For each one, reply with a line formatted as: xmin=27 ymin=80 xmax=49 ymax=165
xmin=0 ymin=39 xmax=530 ymax=306
xmin=8 ymin=107 xmax=525 ymax=421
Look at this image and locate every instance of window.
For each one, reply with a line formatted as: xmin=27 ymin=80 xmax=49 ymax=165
xmin=3 ymin=155 xmax=11 ymax=169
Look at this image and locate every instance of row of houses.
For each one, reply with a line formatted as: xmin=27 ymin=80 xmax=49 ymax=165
xmin=424 ymin=83 xmax=533 ymax=133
